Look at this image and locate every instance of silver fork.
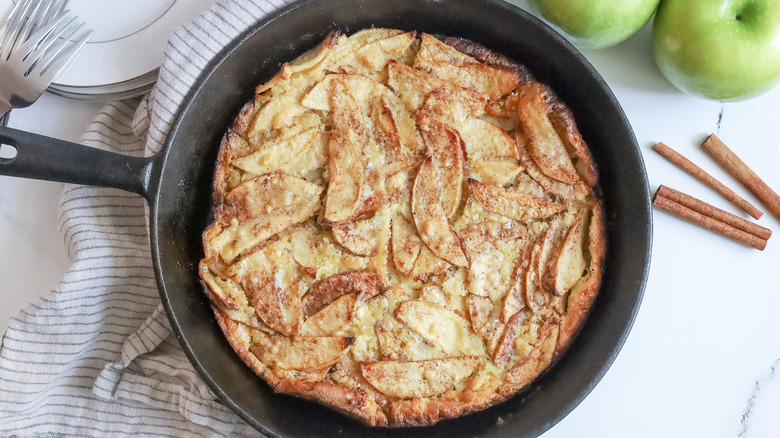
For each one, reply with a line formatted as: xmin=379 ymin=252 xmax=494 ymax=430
xmin=0 ymin=0 xmax=66 ymax=62
xmin=0 ymin=0 xmax=92 ymax=126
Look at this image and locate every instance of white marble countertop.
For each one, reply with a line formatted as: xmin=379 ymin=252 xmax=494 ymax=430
xmin=2 ymin=3 xmax=780 ymax=437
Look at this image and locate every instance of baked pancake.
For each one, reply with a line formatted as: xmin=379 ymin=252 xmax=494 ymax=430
xmin=199 ymin=28 xmax=605 ymax=427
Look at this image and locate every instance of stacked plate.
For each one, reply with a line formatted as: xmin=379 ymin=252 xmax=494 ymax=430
xmin=14 ymin=0 xmax=217 ymax=101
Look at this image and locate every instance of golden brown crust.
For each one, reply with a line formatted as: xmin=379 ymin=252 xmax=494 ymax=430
xmin=434 ymin=35 xmax=534 ymax=84
xmin=277 ymin=380 xmax=389 ymax=426
xmin=388 ymin=397 xmax=481 ymax=427
xmin=200 ymin=29 xmax=605 ymax=428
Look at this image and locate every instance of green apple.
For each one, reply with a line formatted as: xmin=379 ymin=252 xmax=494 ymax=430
xmin=531 ymin=0 xmax=661 ymax=49
xmin=654 ymin=0 xmax=780 ymax=101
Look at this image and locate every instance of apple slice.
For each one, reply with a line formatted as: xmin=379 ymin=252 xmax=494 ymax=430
xmin=208 ymin=172 xmax=323 ymax=262
xmin=470 ymin=159 xmax=525 ymax=187
xmin=302 ymin=73 xmax=376 ymax=112
xmin=525 ymin=160 xmax=590 ymax=201
xmin=517 ymin=137 xmax=588 ymax=201
xmin=204 ymin=216 xmax=272 ymax=264
xmin=492 ymin=312 xmax=528 ymax=365
xmin=387 ymin=60 xmax=487 ymax=114
xmin=319 ymin=28 xmax=407 ymax=73
xmin=395 ymin=300 xmax=485 ymax=356
xmin=549 ymin=103 xmax=598 ymax=187
xmin=332 ymin=213 xmax=385 ymax=257
xmin=248 ymin=89 xmax=309 ymax=138
xmin=286 ymin=225 xmax=320 ymax=276
xmin=236 ymin=249 xmax=303 ymax=336
xmin=511 ymin=172 xmax=548 ymax=199
xmin=350 ymin=32 xmax=415 ymax=73
xmin=469 ymin=179 xmax=564 ymax=222
xmin=302 ymin=271 xmax=390 ymax=317
xmin=483 ymin=321 xmax=508 ymax=359
xmin=214 ymin=128 xmax=250 ymax=202
xmin=364 ymin=208 xmax=393 ymax=280
xmin=457 ymin=219 xmax=525 ymax=259
xmin=414 ymin=34 xmax=519 ymax=100
xmin=524 ymin=220 xmax=560 ymax=313
xmin=221 ymin=171 xmax=324 ymax=223
xmin=418 ymin=87 xmax=478 ymax=126
xmin=324 ymin=79 xmax=367 ymax=224
xmin=409 ymin=245 xmax=450 ymax=281
xmin=501 ymin=244 xmax=532 ymax=323
xmin=534 ymin=217 xmax=562 ymax=291
xmin=426 ymin=61 xmax=520 ymax=101
xmin=304 ymin=74 xmax=424 ymax=165
xmin=517 ymin=81 xmax=581 ymax=185
xmin=278 ymin=31 xmax=338 ymax=77
xmin=300 ymin=293 xmax=358 ymax=336
xmin=369 ymin=92 xmax=425 ymax=172
xmin=199 ymin=261 xmax=260 ymax=328
xmin=412 ymin=160 xmax=469 ymax=267
xmin=199 ymin=261 xmax=247 ymax=313
xmin=466 ymin=253 xmax=494 ymax=298
xmin=391 ymin=212 xmax=423 ymax=275
xmin=414 ymin=33 xmax=480 ymax=68
xmin=375 ymin=321 xmax=405 ymax=361
xmin=458 ymin=118 xmax=519 ymax=160
xmin=359 ymin=171 xmax=412 ymax=218
xmin=250 ymin=330 xmax=354 ymax=370
xmin=335 ymin=31 xmax=416 ymax=75
xmin=553 ymin=209 xmax=587 ymax=295
xmin=360 ymin=357 xmax=480 ymax=398
xmin=498 ymin=314 xmax=559 ymax=396
xmin=418 ymin=113 xmax=465 ymax=219
xmin=232 ymin=125 xmax=326 ymax=176
xmin=468 ymin=295 xmax=493 ymax=332
xmin=254 ymin=31 xmax=339 ymax=95
xmin=558 ymin=205 xmax=604 ymax=352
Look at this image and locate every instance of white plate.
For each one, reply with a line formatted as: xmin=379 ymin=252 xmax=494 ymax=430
xmin=56 ymin=0 xmax=215 ymax=89
xmin=2 ymin=0 xmax=216 ymax=94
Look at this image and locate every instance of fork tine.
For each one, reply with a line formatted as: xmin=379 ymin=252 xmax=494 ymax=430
xmin=14 ymin=11 xmax=70 ymax=63
xmin=45 ymin=0 xmax=69 ymax=25
xmin=29 ymin=0 xmax=57 ymax=28
xmin=40 ymin=26 xmax=91 ymax=82
xmin=0 ymin=0 xmax=36 ymax=61
xmin=11 ymin=0 xmax=55 ymax=54
xmin=0 ymin=0 xmax=63 ymax=63
xmin=0 ymin=0 xmax=28 ymax=52
xmin=22 ymin=11 xmax=76 ymax=62
xmin=33 ymin=17 xmax=82 ymax=72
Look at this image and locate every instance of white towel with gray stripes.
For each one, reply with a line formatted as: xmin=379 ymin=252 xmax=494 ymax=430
xmin=0 ymin=0 xmax=290 ymax=435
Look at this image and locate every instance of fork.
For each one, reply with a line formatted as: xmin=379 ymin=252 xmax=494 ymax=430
xmin=0 ymin=0 xmax=92 ymax=126
xmin=0 ymin=0 xmax=66 ymax=62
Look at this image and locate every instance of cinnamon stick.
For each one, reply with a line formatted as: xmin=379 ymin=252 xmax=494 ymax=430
xmin=657 ymin=185 xmax=772 ymax=240
xmin=701 ymin=134 xmax=780 ymax=222
xmin=653 ymin=191 xmax=767 ymax=251
xmin=653 ymin=142 xmax=762 ymax=219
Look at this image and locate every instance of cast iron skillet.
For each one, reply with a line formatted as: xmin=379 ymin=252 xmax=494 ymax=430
xmin=0 ymin=0 xmax=652 ymax=435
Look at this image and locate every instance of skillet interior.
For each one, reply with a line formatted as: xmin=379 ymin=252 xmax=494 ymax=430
xmin=149 ymin=0 xmax=652 ymax=436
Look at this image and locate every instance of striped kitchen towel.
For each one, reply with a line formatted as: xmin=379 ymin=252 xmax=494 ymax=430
xmin=0 ymin=0 xmax=291 ymax=436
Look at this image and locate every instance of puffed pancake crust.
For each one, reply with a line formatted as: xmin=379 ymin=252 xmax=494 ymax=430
xmin=199 ymin=28 xmax=605 ymax=427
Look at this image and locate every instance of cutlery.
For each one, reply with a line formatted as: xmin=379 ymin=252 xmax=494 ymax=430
xmin=0 ymin=0 xmax=92 ymax=126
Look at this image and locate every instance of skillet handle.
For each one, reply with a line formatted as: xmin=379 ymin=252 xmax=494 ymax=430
xmin=0 ymin=126 xmax=154 ymax=200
